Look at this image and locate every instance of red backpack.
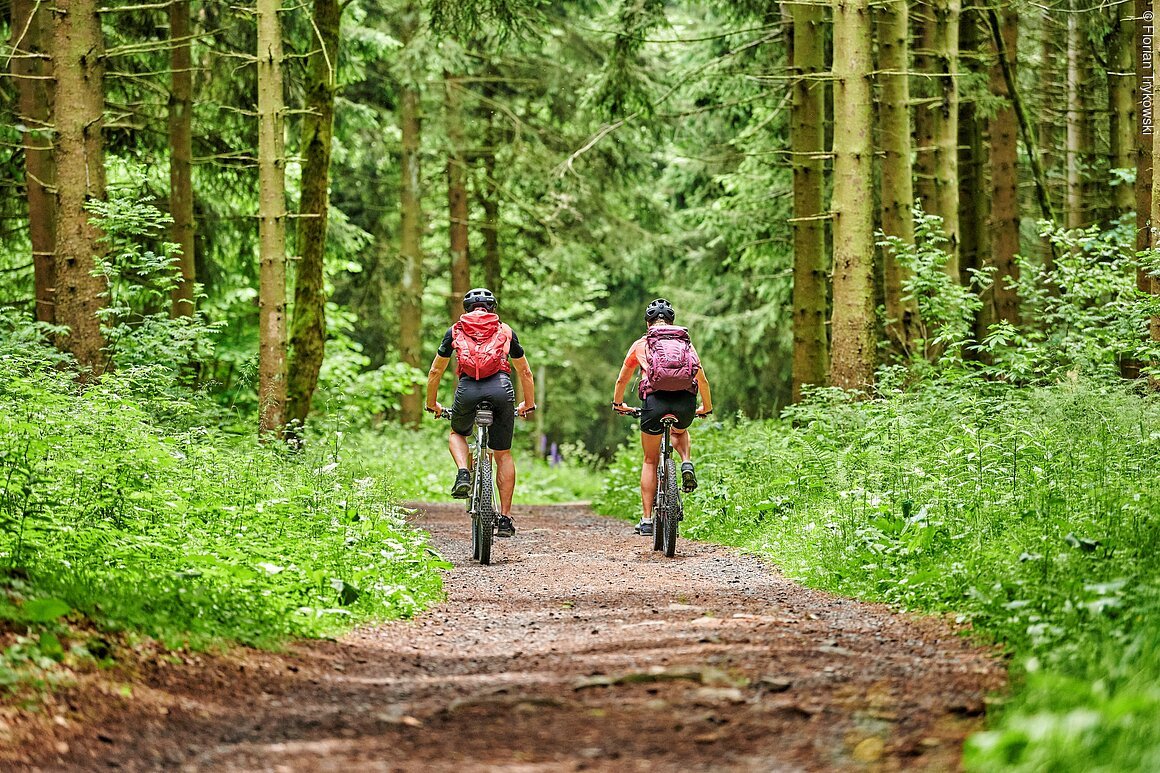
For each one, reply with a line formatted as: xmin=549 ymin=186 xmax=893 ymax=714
xmin=452 ymin=310 xmax=512 ymax=379
xmin=639 ymin=325 xmax=700 ymax=397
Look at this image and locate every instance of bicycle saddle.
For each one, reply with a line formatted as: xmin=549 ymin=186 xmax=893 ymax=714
xmin=475 ymin=400 xmax=495 ymax=427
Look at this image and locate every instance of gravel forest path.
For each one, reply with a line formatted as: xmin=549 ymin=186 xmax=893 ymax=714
xmin=16 ymin=502 xmax=1005 ymax=772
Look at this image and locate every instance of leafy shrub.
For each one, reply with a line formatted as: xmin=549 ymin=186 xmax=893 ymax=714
xmin=879 ymin=206 xmax=993 ymax=365
xmin=87 ymin=192 xmax=222 ymax=381
xmin=0 ymin=317 xmax=446 ymax=670
xmin=979 ymin=217 xmax=1160 ymax=381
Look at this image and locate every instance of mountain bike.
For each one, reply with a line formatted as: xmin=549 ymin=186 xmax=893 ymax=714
xmin=614 ymin=405 xmax=709 ymax=558
xmin=439 ymin=402 xmax=498 ymax=565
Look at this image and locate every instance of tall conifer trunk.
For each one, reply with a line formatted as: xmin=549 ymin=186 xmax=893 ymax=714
xmin=1152 ymin=0 xmax=1160 ymax=356
xmin=877 ymin=0 xmax=919 ymax=353
xmin=11 ymin=0 xmax=56 ymax=324
xmin=257 ymin=0 xmax=288 ymax=434
xmin=789 ymin=1 xmax=829 ymax=399
xmin=1107 ymin=1 xmax=1136 ymax=220
xmin=479 ymin=74 xmax=502 ymax=296
xmin=51 ymin=0 xmax=107 ymax=370
xmin=398 ymin=4 xmax=424 ymax=428
xmin=169 ymin=0 xmax=196 ymax=317
xmin=989 ymin=9 xmax=1020 ymax=327
xmin=930 ymin=0 xmax=960 ymax=277
xmin=286 ymin=0 xmax=341 ymax=430
xmin=830 ymin=0 xmax=876 ymax=390
xmin=1126 ymin=0 xmax=1153 ymax=379
xmin=959 ymin=11 xmax=989 ymax=337
xmin=1140 ymin=0 xmax=1155 ymax=298
xmin=1066 ymin=5 xmax=1086 ymax=229
xmin=446 ymin=70 xmax=471 ymax=321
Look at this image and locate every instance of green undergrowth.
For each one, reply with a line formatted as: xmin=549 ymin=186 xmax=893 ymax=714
xmin=594 ymin=376 xmax=1160 ymax=771
xmin=0 ymin=342 xmax=446 ymax=694
xmin=356 ymin=421 xmax=603 ymax=505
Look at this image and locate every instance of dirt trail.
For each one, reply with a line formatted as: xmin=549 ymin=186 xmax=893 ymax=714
xmin=13 ymin=503 xmax=1005 ymax=772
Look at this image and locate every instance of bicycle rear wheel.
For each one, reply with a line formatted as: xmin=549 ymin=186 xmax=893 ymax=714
xmin=662 ymin=458 xmax=680 ymax=557
xmin=477 ymin=454 xmax=495 ymax=565
xmin=652 ymin=470 xmax=664 ymax=551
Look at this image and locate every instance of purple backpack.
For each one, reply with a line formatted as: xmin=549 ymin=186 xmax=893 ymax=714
xmin=639 ymin=325 xmax=700 ymax=397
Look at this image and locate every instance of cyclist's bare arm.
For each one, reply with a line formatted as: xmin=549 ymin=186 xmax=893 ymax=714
xmin=612 ymin=343 xmax=642 ymax=405
xmin=426 ymin=355 xmax=450 ymax=413
xmin=510 ymin=355 xmax=537 ymax=416
xmin=695 ymin=368 xmax=714 ymax=415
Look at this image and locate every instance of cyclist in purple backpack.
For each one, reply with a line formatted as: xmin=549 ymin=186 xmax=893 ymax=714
xmin=612 ymin=299 xmax=713 ymax=536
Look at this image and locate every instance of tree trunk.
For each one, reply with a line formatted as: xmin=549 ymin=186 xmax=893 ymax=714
xmin=1107 ymin=0 xmax=1136 ymax=220
xmin=1040 ymin=13 xmax=1061 ymax=221
xmin=830 ymin=0 xmax=876 ymax=391
xmin=286 ymin=0 xmax=341 ymax=431
xmin=51 ymin=0 xmax=107 ymax=371
xmin=986 ymin=7 xmax=1054 ymax=223
xmin=877 ymin=0 xmax=919 ymax=355
xmin=446 ymin=70 xmax=471 ymax=321
xmin=398 ymin=46 xmax=424 ymax=427
xmin=1140 ymin=0 xmax=1155 ymax=293
xmin=479 ymin=72 xmax=502 ymax=296
xmin=1128 ymin=0 xmax=1154 ymax=379
xmin=1152 ymin=0 xmax=1160 ymax=359
xmin=913 ymin=4 xmax=934 ymax=210
xmin=959 ymin=10 xmax=989 ymax=339
xmin=989 ymin=9 xmax=1020 ymax=327
xmin=12 ymin=0 xmax=56 ymax=325
xmin=930 ymin=0 xmax=960 ymax=277
xmin=169 ymin=0 xmax=196 ymax=317
xmin=257 ymin=0 xmax=288 ymax=435
xmin=1062 ymin=6 xmax=1081 ymax=228
xmin=789 ymin=0 xmax=829 ymax=399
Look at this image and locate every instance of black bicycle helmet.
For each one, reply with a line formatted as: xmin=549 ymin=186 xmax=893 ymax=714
xmin=463 ymin=287 xmax=498 ymax=312
xmin=645 ymin=298 xmax=675 ymax=323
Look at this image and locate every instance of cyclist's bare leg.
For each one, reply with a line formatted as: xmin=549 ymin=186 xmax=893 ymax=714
xmin=640 ymin=432 xmax=662 ymax=520
xmin=494 ymin=450 xmax=515 ymax=514
xmin=449 ymin=431 xmax=470 ymax=469
xmin=672 ymin=428 xmax=692 ymax=463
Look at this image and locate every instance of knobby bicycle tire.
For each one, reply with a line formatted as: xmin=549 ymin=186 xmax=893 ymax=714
xmin=471 ymin=512 xmax=481 ymax=561
xmin=662 ymin=457 xmax=680 ymax=557
xmin=652 ymin=469 xmax=664 ymax=552
xmin=477 ymin=453 xmax=495 ymax=565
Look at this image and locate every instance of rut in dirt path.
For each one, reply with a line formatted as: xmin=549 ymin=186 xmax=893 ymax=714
xmin=27 ymin=503 xmax=1005 ymax=772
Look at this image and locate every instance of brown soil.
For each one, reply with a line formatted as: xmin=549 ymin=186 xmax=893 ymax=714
xmin=5 ymin=503 xmax=1005 ymax=772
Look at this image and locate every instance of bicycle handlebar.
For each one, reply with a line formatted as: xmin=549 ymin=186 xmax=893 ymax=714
xmin=610 ymin=402 xmax=713 ymax=419
xmin=428 ymin=406 xmax=535 ymax=420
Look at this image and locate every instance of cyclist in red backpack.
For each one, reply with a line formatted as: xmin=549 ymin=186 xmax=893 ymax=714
xmin=612 ymin=298 xmax=713 ymax=536
xmin=425 ymin=288 xmax=536 ymax=538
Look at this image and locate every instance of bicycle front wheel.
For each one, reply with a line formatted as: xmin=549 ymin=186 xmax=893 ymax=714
xmin=471 ymin=513 xmax=481 ymax=561
xmin=477 ymin=454 xmax=495 ymax=565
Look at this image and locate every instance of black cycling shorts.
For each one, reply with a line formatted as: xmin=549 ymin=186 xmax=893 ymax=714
xmin=639 ymin=389 xmax=697 ymax=436
xmin=451 ymin=372 xmax=516 ymax=450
